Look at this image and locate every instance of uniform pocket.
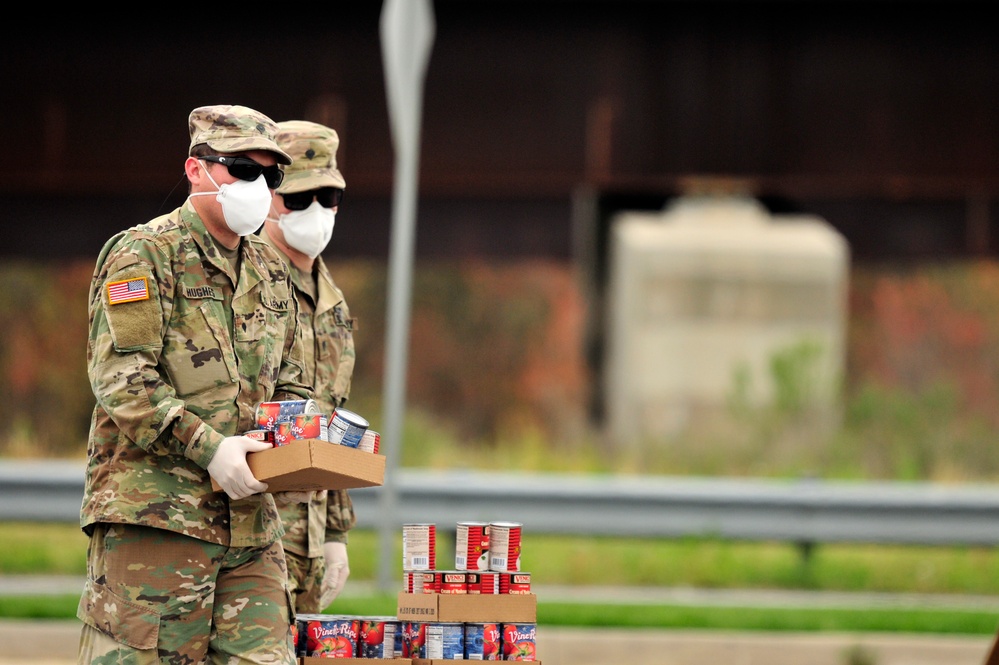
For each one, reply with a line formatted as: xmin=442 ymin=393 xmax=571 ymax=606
xmin=77 ymin=577 xmax=160 ymax=649
xmin=164 ymin=299 xmax=233 ymax=397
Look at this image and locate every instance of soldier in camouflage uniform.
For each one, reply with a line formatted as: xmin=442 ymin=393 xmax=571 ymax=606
xmin=261 ymin=120 xmax=358 ymax=614
xmin=78 ymin=104 xmax=311 ymax=665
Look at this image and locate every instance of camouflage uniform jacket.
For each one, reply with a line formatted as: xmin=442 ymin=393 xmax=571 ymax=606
xmin=261 ymin=228 xmax=357 ymax=557
xmin=81 ymin=201 xmax=311 ymax=548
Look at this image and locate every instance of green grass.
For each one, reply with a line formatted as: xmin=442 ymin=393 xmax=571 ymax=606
xmin=3 ymin=523 xmax=998 ymax=635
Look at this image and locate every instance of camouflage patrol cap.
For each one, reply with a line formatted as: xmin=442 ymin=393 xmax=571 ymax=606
xmin=188 ymin=105 xmax=292 ymax=165
xmin=274 ymin=120 xmax=347 ymax=194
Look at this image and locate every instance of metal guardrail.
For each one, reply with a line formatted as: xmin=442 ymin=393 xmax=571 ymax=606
xmin=3 ymin=460 xmax=999 ymax=549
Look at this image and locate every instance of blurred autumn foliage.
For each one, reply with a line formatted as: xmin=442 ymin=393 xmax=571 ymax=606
xmin=4 ymin=257 xmax=999 ymax=480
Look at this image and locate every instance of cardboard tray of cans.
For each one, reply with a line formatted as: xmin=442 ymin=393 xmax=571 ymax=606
xmin=211 ymin=438 xmax=385 ymax=493
xmin=412 ymin=661 xmax=543 ymax=665
xmin=298 ymin=656 xmax=410 ymax=665
xmin=396 ymin=591 xmax=537 ymax=623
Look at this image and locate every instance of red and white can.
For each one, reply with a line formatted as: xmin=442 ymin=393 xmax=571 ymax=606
xmin=465 ymin=571 xmax=481 ymax=595
xmin=455 ymin=521 xmax=490 ymax=571
xmin=479 ymin=571 xmax=500 ymax=594
xmin=403 ymin=570 xmax=439 ymax=594
xmin=243 ymin=429 xmax=274 ymax=444
xmin=439 ymin=571 xmax=467 ymax=594
xmin=358 ymin=429 xmax=380 ymax=454
xmin=488 ymin=521 xmax=522 ymax=572
xmin=402 ymin=523 xmax=436 ymax=571
xmin=500 ymin=572 xmax=532 ymax=594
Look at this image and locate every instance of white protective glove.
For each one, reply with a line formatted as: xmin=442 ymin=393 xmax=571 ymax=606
xmin=207 ymin=435 xmax=271 ymax=500
xmin=320 ymin=541 xmax=350 ymax=608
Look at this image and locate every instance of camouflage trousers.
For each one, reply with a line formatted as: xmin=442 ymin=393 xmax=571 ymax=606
xmin=284 ymin=548 xmax=326 ymax=615
xmin=77 ymin=523 xmax=295 ymax=665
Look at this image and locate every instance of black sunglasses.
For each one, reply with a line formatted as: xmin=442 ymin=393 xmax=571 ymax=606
xmin=200 ymin=155 xmax=284 ymax=189
xmin=281 ymin=187 xmax=344 ymax=211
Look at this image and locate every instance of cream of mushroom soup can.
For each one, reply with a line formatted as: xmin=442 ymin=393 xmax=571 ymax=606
xmin=488 ymin=521 xmax=522 ymax=572
xmin=402 ymin=523 xmax=436 ymax=571
xmin=455 ymin=521 xmax=490 ymax=571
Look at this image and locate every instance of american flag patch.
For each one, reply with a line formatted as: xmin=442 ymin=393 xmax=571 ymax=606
xmin=107 ymin=277 xmax=150 ymax=305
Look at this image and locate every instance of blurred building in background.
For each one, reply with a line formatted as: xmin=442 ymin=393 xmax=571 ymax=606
xmin=0 ymin=0 xmax=996 ymax=448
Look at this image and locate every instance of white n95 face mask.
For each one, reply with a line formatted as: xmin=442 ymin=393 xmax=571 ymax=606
xmin=278 ymin=201 xmax=336 ymax=259
xmin=190 ymin=164 xmax=273 ymax=236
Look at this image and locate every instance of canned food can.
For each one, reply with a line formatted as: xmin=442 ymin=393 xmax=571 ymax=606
xmin=439 ymin=571 xmax=467 ymax=595
xmin=501 ymin=622 xmax=537 ymax=661
xmin=292 ymin=412 xmax=324 ymax=440
xmin=304 ymin=616 xmax=359 ymax=658
xmin=426 ymin=622 xmax=465 ymax=660
xmin=402 ymin=523 xmax=436 ymax=571
xmin=255 ymin=399 xmax=319 ymax=429
xmin=489 ymin=522 xmax=523 ymax=572
xmin=358 ymin=429 xmax=381 ymax=453
xmin=404 ymin=570 xmax=440 ymax=594
xmin=402 ymin=621 xmax=427 ymax=659
xmin=465 ymin=571 xmax=481 ymax=595
xmin=327 ymin=407 xmax=369 ymax=448
xmin=500 ymin=572 xmax=532 ymax=594
xmin=479 ymin=571 xmax=500 ymax=594
xmin=456 ymin=521 xmax=490 ymax=571
xmin=243 ymin=429 xmax=274 ymax=444
xmin=358 ymin=617 xmax=399 ymax=659
xmin=464 ymin=622 xmax=501 ymax=660
xmin=273 ymin=419 xmax=295 ymax=447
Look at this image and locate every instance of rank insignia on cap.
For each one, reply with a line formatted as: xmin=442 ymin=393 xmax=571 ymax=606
xmin=107 ymin=277 xmax=150 ymax=305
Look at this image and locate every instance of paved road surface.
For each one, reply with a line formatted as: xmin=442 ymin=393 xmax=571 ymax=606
xmin=1 ymin=576 xmax=995 ymax=665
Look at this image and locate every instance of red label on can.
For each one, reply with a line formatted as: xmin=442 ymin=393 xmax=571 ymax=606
xmin=402 ymin=622 xmax=427 ymax=659
xmin=504 ymin=572 xmax=532 ymax=594
xmin=465 ymin=622 xmax=501 ymax=660
xmin=439 ymin=571 xmax=467 ymax=594
xmin=402 ymin=523 xmax=436 ymax=571
xmin=244 ymin=429 xmax=274 ymax=444
xmin=359 ymin=618 xmax=399 ymax=659
xmin=501 ymin=623 xmax=537 ymax=661
xmin=404 ymin=570 xmax=439 ymax=594
xmin=305 ymin=617 xmax=359 ymax=658
xmin=489 ymin=522 xmax=522 ymax=572
xmin=465 ymin=571 xmax=481 ymax=595
xmin=273 ymin=419 xmax=295 ymax=447
xmin=456 ymin=521 xmax=490 ymax=571
xmin=479 ymin=571 xmax=500 ymax=594
xmin=292 ymin=412 xmax=323 ymax=439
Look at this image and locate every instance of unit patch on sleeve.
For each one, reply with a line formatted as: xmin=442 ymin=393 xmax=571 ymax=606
xmin=107 ymin=277 xmax=150 ymax=305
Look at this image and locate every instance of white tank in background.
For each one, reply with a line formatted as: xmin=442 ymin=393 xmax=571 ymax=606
xmin=604 ymin=192 xmax=850 ymax=446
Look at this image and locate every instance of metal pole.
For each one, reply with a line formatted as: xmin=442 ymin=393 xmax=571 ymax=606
xmin=377 ymin=0 xmax=435 ymax=593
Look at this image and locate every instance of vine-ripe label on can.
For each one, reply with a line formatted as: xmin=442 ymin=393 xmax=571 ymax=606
xmin=255 ymin=399 xmax=319 ymax=429
xmin=501 ymin=622 xmax=537 ymax=661
xmin=465 ymin=622 xmax=501 ymax=660
xmin=273 ymin=419 xmax=295 ymax=447
xmin=404 ymin=570 xmax=439 ymax=594
xmin=305 ymin=617 xmax=359 ymax=658
xmin=500 ymin=572 xmax=532 ymax=594
xmin=402 ymin=621 xmax=427 ymax=659
xmin=359 ymin=617 xmax=399 ymax=659
xmin=292 ymin=412 xmax=323 ymax=440
xmin=456 ymin=521 xmax=490 ymax=571
xmin=425 ymin=622 xmax=465 ymax=660
xmin=439 ymin=571 xmax=467 ymax=594
xmin=479 ymin=571 xmax=500 ymax=594
xmin=402 ymin=523 xmax=436 ymax=571
xmin=488 ymin=522 xmax=522 ymax=572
